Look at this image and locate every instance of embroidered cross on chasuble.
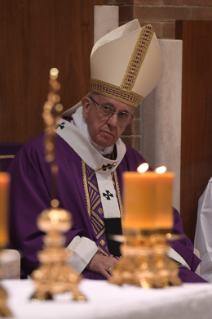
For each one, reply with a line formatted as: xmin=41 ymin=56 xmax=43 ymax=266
xmin=82 ymin=156 xmax=123 ymax=257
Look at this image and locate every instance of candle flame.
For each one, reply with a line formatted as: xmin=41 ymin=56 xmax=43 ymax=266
xmin=155 ymin=166 xmax=167 ymax=174
xmin=137 ymin=163 xmax=149 ymax=173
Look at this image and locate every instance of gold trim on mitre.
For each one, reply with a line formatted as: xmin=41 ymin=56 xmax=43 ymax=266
xmin=90 ymin=24 xmax=154 ymax=107
xmin=90 ymin=79 xmax=144 ymax=107
xmin=120 ymin=24 xmax=154 ymax=91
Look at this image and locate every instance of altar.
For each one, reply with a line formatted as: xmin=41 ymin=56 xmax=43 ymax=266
xmin=3 ymin=280 xmax=212 ymax=319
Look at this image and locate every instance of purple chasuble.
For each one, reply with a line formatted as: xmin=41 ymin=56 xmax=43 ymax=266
xmin=8 ymin=131 xmax=206 ymax=282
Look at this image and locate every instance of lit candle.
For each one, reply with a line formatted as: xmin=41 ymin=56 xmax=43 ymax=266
xmin=123 ymin=171 xmax=157 ymax=230
xmin=0 ymin=173 xmax=10 ymax=247
xmin=155 ymin=169 xmax=174 ymax=229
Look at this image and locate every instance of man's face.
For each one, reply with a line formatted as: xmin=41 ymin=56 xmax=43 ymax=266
xmin=82 ymin=94 xmax=134 ymax=148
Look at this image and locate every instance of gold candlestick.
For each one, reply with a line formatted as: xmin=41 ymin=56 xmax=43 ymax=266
xmin=109 ymin=169 xmax=182 ymax=288
xmin=31 ymin=204 xmax=85 ymax=301
xmin=30 ymin=69 xmax=86 ymax=301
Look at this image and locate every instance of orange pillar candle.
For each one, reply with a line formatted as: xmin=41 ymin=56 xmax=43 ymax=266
xmin=123 ymin=172 xmax=157 ymax=230
xmin=0 ymin=173 xmax=10 ymax=247
xmin=155 ymin=172 xmax=174 ymax=229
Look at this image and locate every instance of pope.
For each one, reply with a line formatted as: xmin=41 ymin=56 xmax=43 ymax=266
xmin=8 ymin=20 xmax=206 ymax=283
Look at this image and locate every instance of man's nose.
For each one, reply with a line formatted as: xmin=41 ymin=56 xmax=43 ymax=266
xmin=107 ymin=113 xmax=119 ymax=126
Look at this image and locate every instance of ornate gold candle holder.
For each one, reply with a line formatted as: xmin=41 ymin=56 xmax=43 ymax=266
xmin=31 ymin=204 xmax=86 ymax=301
xmin=150 ymin=231 xmax=182 ymax=288
xmin=109 ymin=234 xmax=154 ymax=288
xmin=109 ymin=230 xmax=182 ymax=288
xmin=110 ymin=167 xmax=182 ymax=288
xmin=31 ymin=69 xmax=85 ymax=301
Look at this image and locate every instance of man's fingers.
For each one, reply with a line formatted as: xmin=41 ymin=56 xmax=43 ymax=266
xmin=86 ymin=253 xmax=117 ymax=279
xmin=101 ymin=269 xmax=111 ymax=280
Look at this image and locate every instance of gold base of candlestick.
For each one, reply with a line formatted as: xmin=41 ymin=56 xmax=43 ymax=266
xmin=30 ymin=207 xmax=86 ymax=302
xmin=0 ymin=285 xmax=13 ymax=317
xmin=109 ymin=232 xmax=182 ymax=288
xmin=31 ymin=249 xmax=86 ymax=301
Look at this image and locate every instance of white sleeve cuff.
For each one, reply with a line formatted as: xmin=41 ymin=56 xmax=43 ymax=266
xmin=67 ymin=236 xmax=98 ymax=274
xmin=167 ymin=247 xmax=190 ymax=270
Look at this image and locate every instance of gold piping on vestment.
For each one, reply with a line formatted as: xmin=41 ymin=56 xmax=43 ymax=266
xmin=98 ymin=246 xmax=109 ymax=256
xmin=82 ymin=160 xmax=123 ymax=256
xmin=90 ymin=188 xmax=95 ymax=202
xmin=88 ymin=170 xmax=95 ymax=181
xmin=90 ymin=79 xmax=143 ymax=107
xmin=93 ymin=225 xmax=98 ymax=235
xmin=100 ymin=239 xmax=106 ymax=246
xmin=0 ymin=155 xmax=15 ymax=159
xmin=91 ymin=217 xmax=101 ymax=232
xmin=96 ymin=227 xmax=106 ymax=240
xmin=92 ymin=197 xmax=101 ymax=211
xmin=98 ymin=207 xmax=103 ymax=214
xmin=82 ymin=160 xmax=91 ymax=217
xmin=121 ymin=24 xmax=154 ymax=91
xmin=88 ymin=180 xmax=99 ymax=193
xmin=91 ymin=210 xmax=105 ymax=226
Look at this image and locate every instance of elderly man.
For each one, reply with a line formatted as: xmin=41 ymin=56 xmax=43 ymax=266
xmin=9 ymin=20 xmax=205 ymax=282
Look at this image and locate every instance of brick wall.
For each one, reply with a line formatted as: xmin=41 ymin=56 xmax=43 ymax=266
xmin=103 ymin=0 xmax=212 ymax=39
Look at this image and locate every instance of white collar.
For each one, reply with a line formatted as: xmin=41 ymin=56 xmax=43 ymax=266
xmin=56 ymin=113 xmax=126 ymax=219
xmin=56 ymin=116 xmax=126 ymax=173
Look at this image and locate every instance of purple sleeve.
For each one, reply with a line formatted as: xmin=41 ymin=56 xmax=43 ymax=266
xmin=8 ymin=137 xmax=90 ymax=277
xmin=171 ymin=208 xmax=202 ymax=273
xmin=179 ymin=268 xmax=206 ymax=283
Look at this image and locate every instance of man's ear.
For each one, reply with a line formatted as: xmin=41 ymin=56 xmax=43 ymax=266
xmin=82 ymin=96 xmax=90 ymax=120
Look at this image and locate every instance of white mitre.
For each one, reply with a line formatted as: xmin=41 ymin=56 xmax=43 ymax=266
xmin=63 ymin=19 xmax=163 ymax=117
xmin=90 ymin=19 xmax=163 ymax=107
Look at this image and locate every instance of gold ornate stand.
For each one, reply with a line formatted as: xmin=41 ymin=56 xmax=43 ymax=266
xmin=0 ymin=250 xmax=13 ymax=317
xmin=31 ymin=69 xmax=86 ymax=301
xmin=152 ymin=234 xmax=182 ymax=287
xmin=109 ymin=232 xmax=182 ymax=288
xmin=31 ymin=206 xmax=86 ymax=301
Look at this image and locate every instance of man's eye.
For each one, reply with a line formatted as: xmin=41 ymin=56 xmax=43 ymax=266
xmin=102 ymin=105 xmax=112 ymax=112
xmin=118 ymin=112 xmax=129 ymax=118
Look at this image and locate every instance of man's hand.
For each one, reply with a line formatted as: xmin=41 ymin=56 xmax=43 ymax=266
xmin=87 ymin=253 xmax=117 ymax=279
